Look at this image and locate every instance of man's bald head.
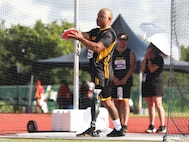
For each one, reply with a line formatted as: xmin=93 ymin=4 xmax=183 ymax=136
xmin=99 ymin=8 xmax=113 ymax=21
xmin=97 ymin=8 xmax=113 ymax=28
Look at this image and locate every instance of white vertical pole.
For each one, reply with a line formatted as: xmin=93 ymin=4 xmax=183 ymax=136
xmin=138 ymin=70 xmax=143 ymax=114
xmin=27 ymin=74 xmax=34 ymax=112
xmin=73 ymin=0 xmax=79 ymax=109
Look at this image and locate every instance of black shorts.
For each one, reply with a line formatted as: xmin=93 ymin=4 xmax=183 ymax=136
xmin=96 ymin=79 xmax=113 ymax=101
xmin=111 ymin=85 xmax=132 ymax=99
xmin=142 ymin=77 xmax=163 ymax=97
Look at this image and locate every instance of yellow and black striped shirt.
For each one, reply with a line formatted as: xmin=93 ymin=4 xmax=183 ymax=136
xmin=87 ymin=27 xmax=116 ymax=87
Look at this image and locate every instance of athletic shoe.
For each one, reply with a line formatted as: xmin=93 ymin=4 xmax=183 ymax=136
xmin=156 ymin=126 xmax=167 ymax=133
xmin=76 ymin=128 xmax=100 ymax=137
xmin=146 ymin=124 xmax=156 ymax=133
xmin=122 ymin=125 xmax=128 ymax=133
xmin=106 ymin=128 xmax=125 ymax=137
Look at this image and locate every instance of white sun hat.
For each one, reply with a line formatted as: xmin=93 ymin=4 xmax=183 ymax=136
xmin=148 ymin=33 xmax=180 ymax=60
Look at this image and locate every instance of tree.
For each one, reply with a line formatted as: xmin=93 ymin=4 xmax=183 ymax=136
xmin=0 ymin=20 xmax=82 ymax=85
xmin=181 ymin=45 xmax=189 ymax=61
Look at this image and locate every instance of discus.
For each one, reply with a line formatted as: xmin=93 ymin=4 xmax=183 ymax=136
xmin=60 ymin=28 xmax=77 ymax=39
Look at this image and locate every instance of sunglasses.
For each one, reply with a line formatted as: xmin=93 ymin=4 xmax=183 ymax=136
xmin=118 ymin=38 xmax=127 ymax=41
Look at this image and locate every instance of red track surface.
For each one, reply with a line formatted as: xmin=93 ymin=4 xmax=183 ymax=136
xmin=0 ymin=113 xmax=188 ymax=135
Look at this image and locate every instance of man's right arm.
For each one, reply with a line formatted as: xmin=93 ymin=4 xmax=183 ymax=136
xmin=69 ymin=31 xmax=107 ymax=53
xmin=82 ymin=32 xmax=90 ymax=40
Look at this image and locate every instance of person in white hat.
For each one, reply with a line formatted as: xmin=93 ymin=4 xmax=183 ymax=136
xmin=140 ymin=42 xmax=166 ymax=133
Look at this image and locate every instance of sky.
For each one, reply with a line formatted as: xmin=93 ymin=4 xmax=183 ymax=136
xmin=0 ymin=0 xmax=188 ymax=46
xmin=0 ymin=0 xmax=171 ymax=34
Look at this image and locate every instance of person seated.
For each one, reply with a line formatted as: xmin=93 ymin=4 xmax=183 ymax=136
xmin=57 ymin=80 xmax=73 ymax=109
xmin=79 ymin=81 xmax=92 ymax=109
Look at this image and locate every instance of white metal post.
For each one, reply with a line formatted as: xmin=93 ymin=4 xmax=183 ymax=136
xmin=73 ymin=0 xmax=79 ymax=109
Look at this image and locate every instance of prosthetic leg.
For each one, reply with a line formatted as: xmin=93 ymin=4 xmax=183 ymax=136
xmin=76 ymin=82 xmax=101 ymax=137
xmin=86 ymin=82 xmax=101 ymax=131
xmin=90 ymin=89 xmax=101 ymax=131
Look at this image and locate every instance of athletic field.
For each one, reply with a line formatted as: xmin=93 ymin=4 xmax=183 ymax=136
xmin=0 ymin=113 xmax=188 ymax=141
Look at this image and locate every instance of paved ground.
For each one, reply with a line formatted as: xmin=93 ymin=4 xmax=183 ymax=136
xmin=0 ymin=132 xmax=188 ymax=142
xmin=0 ymin=113 xmax=188 ymax=141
